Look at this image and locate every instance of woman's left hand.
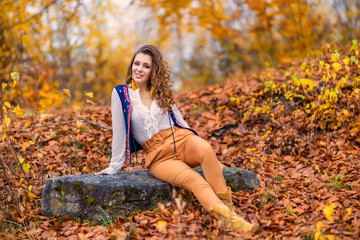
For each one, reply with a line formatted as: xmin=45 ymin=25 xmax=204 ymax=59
xmin=94 ymin=169 xmax=109 ymax=175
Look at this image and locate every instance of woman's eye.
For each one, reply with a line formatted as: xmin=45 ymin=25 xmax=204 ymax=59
xmin=134 ymin=62 xmax=139 ymax=66
xmin=145 ymin=65 xmax=150 ymax=69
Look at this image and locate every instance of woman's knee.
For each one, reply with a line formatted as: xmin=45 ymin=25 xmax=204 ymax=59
xmin=197 ymin=143 xmax=219 ymax=165
xmin=200 ymin=141 xmax=215 ymax=154
xmin=188 ymin=136 xmax=215 ymax=156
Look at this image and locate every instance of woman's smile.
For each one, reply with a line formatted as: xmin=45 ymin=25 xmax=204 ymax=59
xmin=134 ymin=73 xmax=144 ymax=79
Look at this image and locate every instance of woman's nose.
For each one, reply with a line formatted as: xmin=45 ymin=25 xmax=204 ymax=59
xmin=135 ymin=66 xmax=143 ymax=72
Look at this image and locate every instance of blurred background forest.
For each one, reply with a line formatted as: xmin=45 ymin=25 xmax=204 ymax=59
xmin=1 ymin=0 xmax=360 ymax=111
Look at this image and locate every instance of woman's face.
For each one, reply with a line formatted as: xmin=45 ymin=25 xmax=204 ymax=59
xmin=132 ymin=53 xmax=152 ymax=88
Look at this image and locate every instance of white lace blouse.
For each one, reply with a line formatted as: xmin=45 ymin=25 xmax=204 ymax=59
xmin=103 ymin=87 xmax=191 ymax=174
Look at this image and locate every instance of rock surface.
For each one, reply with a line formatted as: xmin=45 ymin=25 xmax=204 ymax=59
xmin=42 ymin=167 xmax=259 ymax=221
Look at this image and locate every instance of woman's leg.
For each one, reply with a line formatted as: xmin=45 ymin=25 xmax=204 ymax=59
xmin=147 ymin=131 xmax=259 ymax=233
xmin=150 ymin=159 xmax=223 ymax=212
xmin=182 ymin=135 xmax=228 ymax=194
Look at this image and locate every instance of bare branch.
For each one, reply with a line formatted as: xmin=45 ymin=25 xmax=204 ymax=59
xmin=3 ymin=0 xmax=57 ymax=30
xmin=9 ymin=119 xmax=112 ymax=133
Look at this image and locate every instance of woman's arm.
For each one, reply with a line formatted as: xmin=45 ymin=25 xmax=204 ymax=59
xmin=95 ymin=88 xmax=126 ymax=175
xmin=171 ymin=104 xmax=190 ymax=128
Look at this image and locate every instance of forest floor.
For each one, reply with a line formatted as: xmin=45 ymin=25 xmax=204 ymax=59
xmin=1 ymin=43 xmax=359 ymax=239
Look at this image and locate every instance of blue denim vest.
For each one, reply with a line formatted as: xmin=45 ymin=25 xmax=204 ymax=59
xmin=114 ymin=84 xmax=197 ymax=164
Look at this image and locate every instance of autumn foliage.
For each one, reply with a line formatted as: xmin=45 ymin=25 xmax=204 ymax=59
xmin=0 ymin=38 xmax=359 ymax=239
xmin=1 ymin=0 xmax=360 ymax=239
xmin=1 ymin=0 xmax=360 ymax=107
xmin=140 ymin=0 xmax=360 ymax=87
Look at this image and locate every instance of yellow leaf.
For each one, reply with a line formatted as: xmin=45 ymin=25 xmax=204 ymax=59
xmin=4 ymin=116 xmax=11 ymax=127
xmin=63 ymin=89 xmax=71 ymax=97
xmin=341 ymin=109 xmax=349 ymax=116
xmin=24 ymin=120 xmax=31 ymax=128
xmin=22 ymin=163 xmax=30 ymax=173
xmin=216 ymin=105 xmax=228 ymax=111
xmin=38 ymin=153 xmax=43 ymax=158
xmin=325 ymin=234 xmax=335 ymax=240
xmin=57 ymin=97 xmax=63 ymax=107
xmin=314 ymin=231 xmax=321 ymax=240
xmin=331 ymin=52 xmax=339 ymax=62
xmin=344 ymin=207 xmax=352 ymax=221
xmin=82 ymin=166 xmax=87 ymax=172
xmin=4 ymin=102 xmax=11 ymax=108
xmin=332 ymin=63 xmax=342 ymax=72
xmin=10 ymin=72 xmax=20 ymax=81
xmin=76 ymin=121 xmax=83 ymax=128
xmin=86 ymin=99 xmax=95 ymax=105
xmin=316 ymin=221 xmax=322 ymax=231
xmin=300 ymin=78 xmax=317 ymax=91
xmin=28 ymin=185 xmax=32 ymax=191
xmin=229 ymin=96 xmax=240 ymax=104
xmin=323 ymin=204 xmax=335 ymax=222
xmin=2 ymin=134 xmax=7 ymax=141
xmin=346 ymin=207 xmax=351 ymax=215
xmin=18 ymin=156 xmax=25 ymax=163
xmin=27 ymin=192 xmax=38 ymax=198
xmin=10 ymin=80 xmax=16 ymax=88
xmin=0 ymin=125 xmax=2 ymax=132
xmin=13 ymin=105 xmax=24 ymax=116
xmin=319 ymin=60 xmax=325 ymax=71
xmin=222 ymin=148 xmax=230 ymax=154
xmin=2 ymin=106 xmax=7 ymax=113
xmin=2 ymin=83 xmax=7 ymax=91
xmin=86 ymin=92 xmax=94 ymax=98
xmin=157 ymin=220 xmax=167 ymax=234
xmin=343 ymin=56 xmax=349 ymax=65
xmin=21 ymin=142 xmax=28 ymax=148
xmin=40 ymin=114 xmax=48 ymax=122
xmin=246 ymin=148 xmax=257 ymax=152
xmin=19 ymin=178 xmax=24 ymax=185
xmin=255 ymin=106 xmax=262 ymax=112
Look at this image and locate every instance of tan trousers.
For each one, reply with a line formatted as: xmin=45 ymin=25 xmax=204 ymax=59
xmin=142 ymin=127 xmax=228 ymax=212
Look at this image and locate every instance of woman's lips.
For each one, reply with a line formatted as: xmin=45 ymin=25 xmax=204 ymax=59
xmin=134 ymin=73 xmax=143 ymax=78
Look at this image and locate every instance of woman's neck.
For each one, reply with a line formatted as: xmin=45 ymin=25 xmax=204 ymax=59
xmin=136 ymin=82 xmax=148 ymax=93
xmin=138 ymin=87 xmax=149 ymax=94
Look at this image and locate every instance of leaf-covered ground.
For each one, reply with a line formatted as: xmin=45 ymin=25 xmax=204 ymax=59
xmin=1 ymin=43 xmax=359 ymax=239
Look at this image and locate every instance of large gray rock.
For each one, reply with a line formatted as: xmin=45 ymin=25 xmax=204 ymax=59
xmin=42 ymin=167 xmax=259 ymax=221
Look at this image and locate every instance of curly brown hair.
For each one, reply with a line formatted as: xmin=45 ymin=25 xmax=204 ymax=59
xmin=126 ymin=45 xmax=174 ymax=112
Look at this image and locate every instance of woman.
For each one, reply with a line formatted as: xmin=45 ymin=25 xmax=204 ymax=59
xmin=95 ymin=45 xmax=259 ymax=233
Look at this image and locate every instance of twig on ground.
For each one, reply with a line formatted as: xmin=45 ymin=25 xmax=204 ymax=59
xmin=269 ymin=118 xmax=284 ymax=129
xmin=9 ymin=119 xmax=112 ymax=133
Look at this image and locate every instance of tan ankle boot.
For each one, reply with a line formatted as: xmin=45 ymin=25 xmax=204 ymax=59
xmin=212 ymin=203 xmax=259 ymax=233
xmin=216 ymin=186 xmax=237 ymax=212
